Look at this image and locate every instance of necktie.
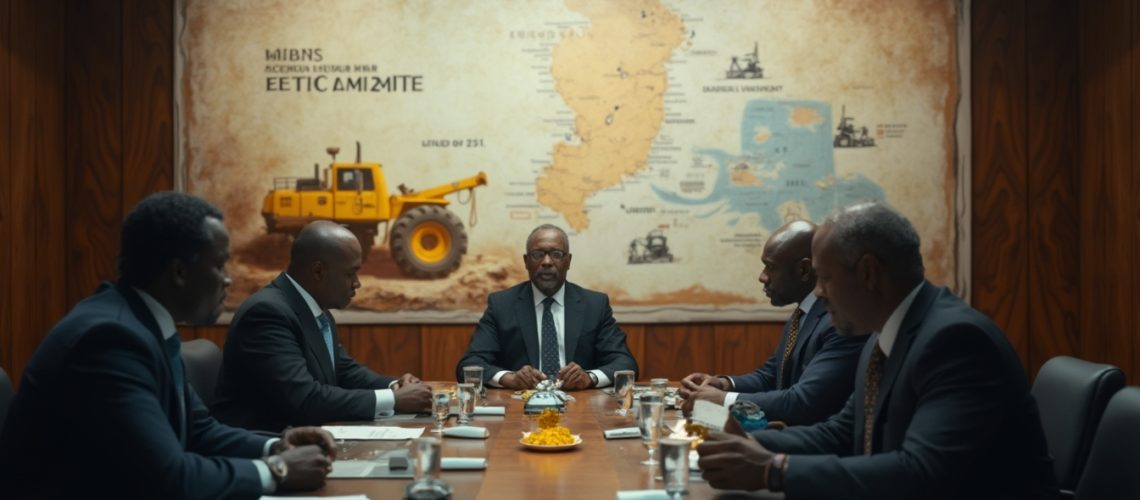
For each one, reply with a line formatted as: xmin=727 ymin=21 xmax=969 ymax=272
xmin=317 ymin=313 xmax=336 ymax=370
xmin=540 ymin=297 xmax=560 ymax=380
xmin=163 ymin=334 xmax=186 ymax=445
xmin=777 ymin=307 xmax=806 ymax=389
xmin=863 ymin=340 xmax=886 ymax=454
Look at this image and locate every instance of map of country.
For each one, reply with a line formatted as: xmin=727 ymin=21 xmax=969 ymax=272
xmin=535 ymin=0 xmax=684 ymax=232
xmin=652 ymin=99 xmax=886 ymax=230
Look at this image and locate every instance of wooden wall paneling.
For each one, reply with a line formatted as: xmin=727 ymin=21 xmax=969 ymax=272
xmin=420 ymin=325 xmax=475 ymax=382
xmin=712 ymin=322 xmax=783 ymax=377
xmin=186 ymin=325 xmax=228 ymax=347
xmin=0 ymin=0 xmax=12 ymax=373
xmin=347 ymin=324 xmax=422 ymax=381
xmin=8 ymin=0 xmax=66 ymax=385
xmin=642 ymin=324 xmax=715 ymax=381
xmin=1078 ymin=0 xmax=1135 ymax=375
xmin=620 ymin=324 xmax=645 ymax=379
xmin=121 ymin=0 xmax=174 ymax=204
xmin=1025 ymin=0 xmax=1080 ymax=379
xmin=971 ymin=0 xmax=1030 ymax=371
xmin=1132 ymin=0 xmax=1140 ymax=385
xmin=65 ymin=0 xmax=123 ymax=306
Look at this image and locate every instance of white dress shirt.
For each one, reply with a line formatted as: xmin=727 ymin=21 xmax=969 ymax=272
xmin=723 ymin=292 xmax=818 ymax=407
xmin=875 ymin=282 xmax=924 ymax=356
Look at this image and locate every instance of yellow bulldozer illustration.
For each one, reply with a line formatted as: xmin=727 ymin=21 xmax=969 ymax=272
xmin=261 ymin=143 xmax=488 ymax=279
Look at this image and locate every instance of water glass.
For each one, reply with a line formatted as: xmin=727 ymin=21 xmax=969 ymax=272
xmin=651 ymin=377 xmax=669 ymax=396
xmin=456 ymin=383 xmax=476 ymax=425
xmin=638 ymin=400 xmax=664 ymax=465
xmin=431 ymin=389 xmax=451 ymax=433
xmin=659 ymin=438 xmax=690 ymax=498
xmin=462 ymin=365 xmax=484 ymax=405
xmin=613 ymin=369 xmax=636 ymax=416
xmin=406 ymin=437 xmax=449 ymax=499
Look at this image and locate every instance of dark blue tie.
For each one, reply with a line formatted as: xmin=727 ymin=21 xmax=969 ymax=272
xmin=317 ymin=313 xmax=336 ymax=369
xmin=540 ymin=297 xmax=560 ymax=380
xmin=163 ymin=334 xmax=186 ymax=445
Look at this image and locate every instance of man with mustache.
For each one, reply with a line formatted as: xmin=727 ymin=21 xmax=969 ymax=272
xmin=679 ymin=220 xmax=864 ymax=425
xmin=456 ymin=224 xmax=638 ymax=390
xmin=213 ymin=221 xmax=431 ymax=432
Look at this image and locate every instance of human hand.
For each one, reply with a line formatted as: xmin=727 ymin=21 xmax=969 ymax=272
xmin=278 ymin=426 xmax=337 ymax=460
xmin=501 ymin=365 xmax=545 ymax=389
xmin=392 ymin=372 xmax=422 ymax=390
xmin=276 ymin=444 xmax=332 ymax=491
xmin=393 ymin=382 xmax=432 ymax=413
xmin=557 ymin=362 xmax=591 ymax=390
xmin=680 ymin=384 xmax=728 ymax=415
xmin=697 ymin=432 xmax=774 ymax=491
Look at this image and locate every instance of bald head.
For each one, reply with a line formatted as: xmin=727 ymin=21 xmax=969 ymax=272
xmin=758 ymin=219 xmax=818 ymax=307
xmin=288 ymin=221 xmax=362 ymax=310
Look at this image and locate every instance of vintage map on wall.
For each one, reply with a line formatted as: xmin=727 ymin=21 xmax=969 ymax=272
xmin=177 ymin=0 xmax=968 ymax=322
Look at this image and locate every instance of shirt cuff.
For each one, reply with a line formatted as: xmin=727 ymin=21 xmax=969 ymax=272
xmin=262 ymin=438 xmax=280 ymax=457
xmin=253 ymin=459 xmax=275 ymax=493
xmin=723 ymin=392 xmax=740 ymax=407
xmin=589 ymin=369 xmax=611 ymax=388
xmin=375 ymin=388 xmax=395 ymax=417
xmin=488 ymin=370 xmax=511 ymax=388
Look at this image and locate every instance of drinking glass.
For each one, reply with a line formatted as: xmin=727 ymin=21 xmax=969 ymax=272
xmin=638 ymin=400 xmax=665 ymax=465
xmin=462 ymin=365 xmax=484 ymax=406
xmin=613 ymin=369 xmax=636 ymax=416
xmin=405 ymin=437 xmax=449 ymax=499
xmin=659 ymin=438 xmax=690 ymax=498
xmin=651 ymin=377 xmax=669 ymax=396
xmin=456 ymin=383 xmax=475 ymax=425
xmin=431 ymin=389 xmax=451 ymax=433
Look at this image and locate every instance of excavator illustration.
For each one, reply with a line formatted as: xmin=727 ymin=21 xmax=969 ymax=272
xmin=261 ymin=143 xmax=488 ymax=279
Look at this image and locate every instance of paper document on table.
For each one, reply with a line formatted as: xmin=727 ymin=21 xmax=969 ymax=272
xmin=691 ymin=400 xmax=728 ymax=432
xmin=322 ymin=426 xmax=425 ymax=440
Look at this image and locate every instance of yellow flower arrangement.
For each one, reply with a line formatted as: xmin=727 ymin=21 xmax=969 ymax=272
xmin=522 ymin=408 xmax=577 ymax=446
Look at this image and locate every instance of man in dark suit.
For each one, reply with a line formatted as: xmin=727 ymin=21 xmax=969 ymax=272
xmin=455 ymin=224 xmax=637 ymax=390
xmin=679 ymin=220 xmax=864 ymax=425
xmin=696 ymin=202 xmax=1057 ymax=499
xmin=212 ymin=221 xmax=431 ymax=432
xmin=0 ymin=192 xmax=335 ymax=499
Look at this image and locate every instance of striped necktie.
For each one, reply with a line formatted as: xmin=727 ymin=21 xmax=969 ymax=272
xmin=777 ymin=307 xmax=806 ymax=389
xmin=863 ymin=340 xmax=886 ymax=454
xmin=317 ymin=313 xmax=336 ymax=370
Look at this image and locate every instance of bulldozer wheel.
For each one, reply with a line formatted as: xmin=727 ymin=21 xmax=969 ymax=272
xmin=389 ymin=205 xmax=467 ymax=279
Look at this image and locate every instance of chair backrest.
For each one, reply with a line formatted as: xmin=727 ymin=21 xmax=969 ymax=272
xmin=180 ymin=339 xmax=223 ymax=407
xmin=0 ymin=366 xmax=14 ymax=433
xmin=1075 ymin=387 xmax=1140 ymax=500
xmin=1031 ymin=355 xmax=1124 ymax=492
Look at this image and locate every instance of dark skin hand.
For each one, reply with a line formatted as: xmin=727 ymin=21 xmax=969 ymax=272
xmin=697 ymin=417 xmax=775 ymax=491
xmin=277 ymin=444 xmax=332 ymax=491
xmin=392 ymin=372 xmax=423 ymax=390
xmin=680 ymin=384 xmax=728 ymax=415
xmin=557 ymin=362 xmax=592 ymax=390
xmin=393 ymin=382 xmax=432 ymax=413
xmin=273 ymin=426 xmax=338 ymax=460
xmin=500 ymin=365 xmax=546 ymax=390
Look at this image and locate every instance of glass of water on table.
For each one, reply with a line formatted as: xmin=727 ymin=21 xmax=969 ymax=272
xmin=613 ymin=369 xmax=636 ymax=416
xmin=462 ymin=365 xmax=484 ymax=406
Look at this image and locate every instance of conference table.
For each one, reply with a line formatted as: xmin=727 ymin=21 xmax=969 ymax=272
xmin=307 ymin=387 xmax=784 ymax=499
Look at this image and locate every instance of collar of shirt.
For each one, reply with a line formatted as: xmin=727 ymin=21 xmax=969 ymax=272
xmin=285 ymin=273 xmax=323 ymax=319
xmin=876 ymin=282 xmax=924 ymax=356
xmin=133 ymin=288 xmax=178 ymax=341
xmin=798 ymin=291 xmax=817 ymax=317
xmin=531 ymin=283 xmax=566 ymax=309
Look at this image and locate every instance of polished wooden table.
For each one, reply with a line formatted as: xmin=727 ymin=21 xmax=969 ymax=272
xmin=307 ymin=388 xmax=783 ymax=499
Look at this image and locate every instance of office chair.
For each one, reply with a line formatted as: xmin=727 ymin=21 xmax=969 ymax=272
xmin=1074 ymin=386 xmax=1140 ymax=499
xmin=180 ymin=339 xmax=223 ymax=407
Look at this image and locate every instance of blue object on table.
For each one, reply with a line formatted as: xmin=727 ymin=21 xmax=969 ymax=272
xmin=729 ymin=401 xmax=769 ymax=431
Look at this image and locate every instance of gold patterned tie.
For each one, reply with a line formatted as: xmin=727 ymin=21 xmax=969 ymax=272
xmin=776 ymin=308 xmax=806 ymax=389
xmin=863 ymin=340 xmax=886 ymax=454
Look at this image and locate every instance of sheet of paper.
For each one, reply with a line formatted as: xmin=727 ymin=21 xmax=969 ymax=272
xmin=691 ymin=400 xmax=728 ymax=432
xmin=322 ymin=426 xmax=425 ymax=440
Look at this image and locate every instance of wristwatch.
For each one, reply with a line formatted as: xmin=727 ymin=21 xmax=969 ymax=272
xmin=587 ymin=372 xmax=599 ymax=387
xmin=264 ymin=454 xmax=288 ymax=488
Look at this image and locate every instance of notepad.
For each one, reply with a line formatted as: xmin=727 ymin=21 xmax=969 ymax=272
xmin=603 ymin=427 xmax=642 ymax=439
xmin=321 ymin=426 xmax=425 ymax=440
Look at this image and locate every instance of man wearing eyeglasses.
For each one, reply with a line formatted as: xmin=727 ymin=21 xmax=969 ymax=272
xmin=455 ymin=224 xmax=638 ymax=390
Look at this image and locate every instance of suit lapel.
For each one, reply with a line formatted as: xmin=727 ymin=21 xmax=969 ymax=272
xmin=563 ymin=284 xmax=583 ymax=364
xmin=792 ymin=299 xmax=827 ymax=361
xmin=116 ymin=283 xmax=187 ymax=446
xmin=516 ymin=284 xmax=540 ymax=367
xmin=271 ymin=273 xmax=337 ymax=383
xmin=872 ymin=281 xmax=936 ymax=428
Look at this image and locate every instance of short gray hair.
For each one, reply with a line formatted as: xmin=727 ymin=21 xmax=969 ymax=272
xmin=823 ymin=202 xmax=924 ymax=283
xmin=526 ymin=224 xmax=570 ymax=251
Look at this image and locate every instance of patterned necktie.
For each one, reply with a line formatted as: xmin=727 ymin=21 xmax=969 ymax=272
xmin=863 ymin=340 xmax=887 ymax=454
xmin=163 ymin=334 xmax=186 ymax=445
xmin=317 ymin=313 xmax=336 ymax=370
xmin=777 ymin=307 xmax=806 ymax=389
xmin=540 ymin=297 xmax=560 ymax=380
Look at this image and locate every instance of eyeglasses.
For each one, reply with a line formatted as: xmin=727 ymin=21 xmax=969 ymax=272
xmin=526 ymin=249 xmax=568 ymax=262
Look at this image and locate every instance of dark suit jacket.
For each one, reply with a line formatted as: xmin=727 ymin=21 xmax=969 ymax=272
xmin=752 ymin=282 xmax=1057 ymax=499
xmin=729 ymin=298 xmax=864 ymax=425
xmin=212 ymin=273 xmax=396 ymax=432
xmin=0 ymin=283 xmax=268 ymax=499
xmin=455 ymin=281 xmax=638 ymax=382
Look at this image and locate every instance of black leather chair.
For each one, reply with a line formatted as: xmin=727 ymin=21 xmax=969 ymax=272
xmin=1031 ymin=356 xmax=1124 ymax=497
xmin=1075 ymin=386 xmax=1140 ymax=499
xmin=0 ymin=366 xmax=14 ymax=433
xmin=180 ymin=339 xmax=223 ymax=407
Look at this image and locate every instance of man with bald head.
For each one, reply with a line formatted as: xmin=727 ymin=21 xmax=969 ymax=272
xmin=213 ymin=221 xmax=431 ymax=431
xmin=679 ymin=220 xmax=864 ymax=425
